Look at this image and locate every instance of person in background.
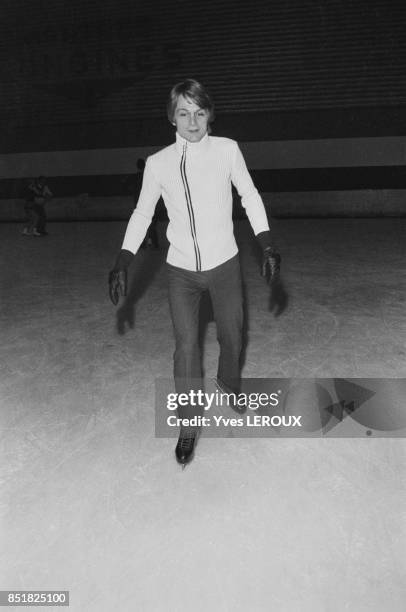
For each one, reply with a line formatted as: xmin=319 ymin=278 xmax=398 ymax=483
xmin=22 ymin=176 xmax=53 ymax=236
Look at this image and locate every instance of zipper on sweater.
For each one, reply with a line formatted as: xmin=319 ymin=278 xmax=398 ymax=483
xmin=180 ymin=143 xmax=201 ymax=271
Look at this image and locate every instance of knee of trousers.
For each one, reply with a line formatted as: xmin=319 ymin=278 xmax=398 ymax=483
xmin=174 ymin=339 xmax=200 ymax=361
xmin=218 ymin=336 xmax=242 ymax=357
xmin=216 ymin=320 xmax=243 ymax=347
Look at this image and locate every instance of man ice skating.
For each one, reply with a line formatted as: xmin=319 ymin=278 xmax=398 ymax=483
xmin=109 ymin=79 xmax=280 ymax=467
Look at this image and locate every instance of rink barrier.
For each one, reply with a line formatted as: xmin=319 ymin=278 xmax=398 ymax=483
xmin=2 ymin=135 xmax=406 ymax=219
xmin=1 ymin=190 xmax=406 ymax=222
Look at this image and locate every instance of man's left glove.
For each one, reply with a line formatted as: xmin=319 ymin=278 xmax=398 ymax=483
xmin=108 ymin=249 xmax=134 ymax=306
xmin=109 ymin=269 xmax=127 ymax=305
xmin=262 ymin=246 xmax=281 ymax=283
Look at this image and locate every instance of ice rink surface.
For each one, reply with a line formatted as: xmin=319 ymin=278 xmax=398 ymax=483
xmin=1 ymin=218 xmax=405 ymax=611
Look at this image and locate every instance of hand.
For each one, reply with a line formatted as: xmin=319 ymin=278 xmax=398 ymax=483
xmin=261 ymin=247 xmax=281 ymax=283
xmin=109 ymin=269 xmax=127 ymax=305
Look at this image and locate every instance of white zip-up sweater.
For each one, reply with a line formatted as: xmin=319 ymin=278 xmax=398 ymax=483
xmin=122 ymin=132 xmax=270 ymax=271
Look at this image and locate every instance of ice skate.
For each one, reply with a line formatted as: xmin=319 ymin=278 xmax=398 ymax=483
xmin=175 ymin=428 xmax=199 ymax=469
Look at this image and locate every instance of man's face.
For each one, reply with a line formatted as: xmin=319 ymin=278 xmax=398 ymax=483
xmin=173 ymin=94 xmax=209 ymax=143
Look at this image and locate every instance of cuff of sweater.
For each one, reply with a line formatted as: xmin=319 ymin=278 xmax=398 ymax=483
xmin=256 ymin=230 xmax=273 ymax=251
xmin=113 ymin=249 xmax=134 ymax=271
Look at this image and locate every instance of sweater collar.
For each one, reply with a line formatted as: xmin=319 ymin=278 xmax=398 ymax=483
xmin=175 ymin=131 xmax=210 ymax=155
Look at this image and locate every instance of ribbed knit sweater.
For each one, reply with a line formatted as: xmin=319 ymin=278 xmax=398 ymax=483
xmin=122 ymin=132 xmax=270 ymax=271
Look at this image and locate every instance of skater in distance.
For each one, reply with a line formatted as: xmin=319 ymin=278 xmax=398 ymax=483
xmin=22 ymin=176 xmax=53 ymax=236
xmin=109 ymin=79 xmax=281 ymax=468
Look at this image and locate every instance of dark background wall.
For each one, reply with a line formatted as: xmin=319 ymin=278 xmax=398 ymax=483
xmin=1 ymin=0 xmax=406 ymax=218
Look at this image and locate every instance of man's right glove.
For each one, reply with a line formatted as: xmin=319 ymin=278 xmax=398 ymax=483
xmin=108 ymin=249 xmax=134 ymax=306
xmin=256 ymin=230 xmax=281 ymax=283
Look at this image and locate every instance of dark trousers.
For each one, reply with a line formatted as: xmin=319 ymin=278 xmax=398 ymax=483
xmin=167 ymin=254 xmax=243 ymax=425
xmin=146 ymin=218 xmax=159 ymax=248
xmin=33 ymin=204 xmax=46 ymax=233
xmin=24 ymin=204 xmax=36 ymax=231
xmin=141 ymin=216 xmax=159 ymax=248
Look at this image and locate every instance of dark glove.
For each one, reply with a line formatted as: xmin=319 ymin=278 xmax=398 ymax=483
xmin=108 ymin=249 xmax=133 ymax=305
xmin=262 ymin=247 xmax=281 ymax=283
xmin=109 ymin=269 xmax=127 ymax=305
